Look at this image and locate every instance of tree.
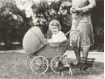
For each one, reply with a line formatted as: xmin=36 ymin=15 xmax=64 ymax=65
xmin=0 ymin=0 xmax=27 ymax=49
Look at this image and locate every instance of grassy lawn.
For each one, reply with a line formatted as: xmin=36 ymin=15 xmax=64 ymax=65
xmin=0 ymin=52 xmax=104 ymax=79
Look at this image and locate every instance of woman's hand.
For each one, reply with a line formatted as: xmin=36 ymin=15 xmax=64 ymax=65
xmin=70 ymin=7 xmax=83 ymax=14
xmin=70 ymin=7 xmax=79 ymax=13
xmin=72 ymin=8 xmax=79 ymax=13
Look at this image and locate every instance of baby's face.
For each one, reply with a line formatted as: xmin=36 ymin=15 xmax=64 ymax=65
xmin=50 ymin=26 xmax=59 ymax=34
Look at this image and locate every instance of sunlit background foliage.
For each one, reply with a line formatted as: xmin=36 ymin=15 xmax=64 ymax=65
xmin=0 ymin=0 xmax=104 ymax=51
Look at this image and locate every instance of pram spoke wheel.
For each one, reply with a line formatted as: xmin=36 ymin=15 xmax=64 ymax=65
xmin=50 ymin=55 xmax=63 ymax=73
xmin=30 ymin=56 xmax=49 ymax=74
xmin=27 ymin=55 xmax=33 ymax=68
xmin=81 ymin=64 xmax=88 ymax=71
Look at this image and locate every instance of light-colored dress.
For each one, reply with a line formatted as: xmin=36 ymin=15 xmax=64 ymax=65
xmin=48 ymin=31 xmax=67 ymax=43
xmin=70 ymin=0 xmax=96 ymax=47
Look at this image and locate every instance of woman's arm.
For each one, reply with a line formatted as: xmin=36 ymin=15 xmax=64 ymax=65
xmin=77 ymin=0 xmax=96 ymax=13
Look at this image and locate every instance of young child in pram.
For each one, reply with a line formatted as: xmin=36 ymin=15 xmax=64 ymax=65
xmin=48 ymin=20 xmax=72 ymax=76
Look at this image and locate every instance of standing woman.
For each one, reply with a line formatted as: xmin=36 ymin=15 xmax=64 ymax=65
xmin=70 ymin=0 xmax=96 ymax=66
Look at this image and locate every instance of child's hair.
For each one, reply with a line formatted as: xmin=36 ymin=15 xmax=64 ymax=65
xmin=49 ymin=20 xmax=62 ymax=30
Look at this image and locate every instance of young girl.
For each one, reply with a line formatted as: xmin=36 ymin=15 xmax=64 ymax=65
xmin=47 ymin=20 xmax=67 ymax=43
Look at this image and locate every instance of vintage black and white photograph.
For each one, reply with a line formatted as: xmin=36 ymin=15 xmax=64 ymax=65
xmin=0 ymin=0 xmax=104 ymax=79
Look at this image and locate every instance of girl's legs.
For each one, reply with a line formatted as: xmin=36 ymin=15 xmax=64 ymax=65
xmin=73 ymin=47 xmax=81 ymax=64
xmin=72 ymin=47 xmax=90 ymax=66
xmin=81 ymin=46 xmax=90 ymax=63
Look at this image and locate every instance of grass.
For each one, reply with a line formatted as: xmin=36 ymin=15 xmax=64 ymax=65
xmin=0 ymin=52 xmax=104 ymax=79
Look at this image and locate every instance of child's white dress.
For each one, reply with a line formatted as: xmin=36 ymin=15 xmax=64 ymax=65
xmin=48 ymin=31 xmax=67 ymax=43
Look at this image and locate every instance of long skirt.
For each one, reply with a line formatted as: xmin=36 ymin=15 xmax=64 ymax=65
xmin=70 ymin=21 xmax=94 ymax=48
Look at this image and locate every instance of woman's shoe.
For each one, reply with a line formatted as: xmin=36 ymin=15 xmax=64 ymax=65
xmin=70 ymin=62 xmax=82 ymax=67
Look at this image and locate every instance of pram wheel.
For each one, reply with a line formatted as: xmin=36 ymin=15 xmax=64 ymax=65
xmin=50 ymin=55 xmax=63 ymax=73
xmin=27 ymin=54 xmax=33 ymax=68
xmin=30 ymin=56 xmax=49 ymax=74
xmin=81 ymin=64 xmax=88 ymax=71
